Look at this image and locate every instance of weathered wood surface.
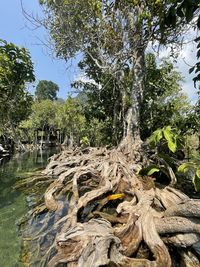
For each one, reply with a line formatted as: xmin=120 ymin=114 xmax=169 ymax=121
xmin=20 ymin=147 xmax=200 ymax=267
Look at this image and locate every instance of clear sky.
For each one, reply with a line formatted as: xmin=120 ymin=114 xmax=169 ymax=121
xmin=0 ymin=0 xmax=198 ymax=102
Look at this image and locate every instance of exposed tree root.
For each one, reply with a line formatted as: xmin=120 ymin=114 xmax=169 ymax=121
xmin=19 ymin=146 xmax=200 ymax=267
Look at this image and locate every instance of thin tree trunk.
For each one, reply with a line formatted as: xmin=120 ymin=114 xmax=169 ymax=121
xmin=69 ymin=131 xmax=74 ymax=148
xmin=10 ymin=123 xmax=26 ymax=151
xmin=40 ymin=125 xmax=45 ymax=149
xmin=62 ymin=135 xmax=69 ymax=146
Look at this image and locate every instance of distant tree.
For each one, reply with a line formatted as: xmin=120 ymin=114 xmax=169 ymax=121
xmin=20 ymin=99 xmax=60 ymax=146
xmin=35 ymin=80 xmax=59 ymax=101
xmin=20 ymin=97 xmax=88 ymax=147
xmin=56 ymin=97 xmax=86 ymax=147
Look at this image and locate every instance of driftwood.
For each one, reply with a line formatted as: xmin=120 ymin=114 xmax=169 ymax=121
xmin=19 ymin=144 xmax=200 ymax=267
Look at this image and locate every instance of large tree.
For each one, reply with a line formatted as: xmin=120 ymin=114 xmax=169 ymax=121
xmin=19 ymin=1 xmax=200 ymax=266
xmin=39 ymin=0 xmax=198 ymax=148
xmin=74 ymin=53 xmax=191 ymax=144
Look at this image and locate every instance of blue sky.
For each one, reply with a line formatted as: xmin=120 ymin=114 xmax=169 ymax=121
xmin=0 ymin=0 xmax=198 ymax=102
xmin=0 ymin=0 xmax=79 ymax=99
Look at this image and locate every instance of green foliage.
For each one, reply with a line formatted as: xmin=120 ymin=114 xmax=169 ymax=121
xmin=148 ymin=128 xmax=163 ymax=147
xmin=140 ymin=53 xmax=191 ymax=139
xmin=56 ymin=97 xmax=87 ymax=143
xmin=190 ymin=36 xmax=200 ymax=87
xmin=140 ymin=126 xmax=184 ymax=185
xmin=39 ymin=0 xmax=193 ymax=60
xmin=178 ymin=158 xmax=200 ymax=192
xmin=163 ymin=126 xmax=177 ymax=153
xmin=72 ymin=50 xmax=124 ymax=145
xmin=35 ymin=80 xmax=59 ymax=101
xmin=29 ymin=99 xmax=59 ymax=129
xmin=20 ymin=97 xmax=90 ymax=146
xmin=142 ymin=125 xmax=200 ymax=192
xmin=149 ymin=126 xmax=179 ymax=153
xmin=74 ymin=52 xmax=191 ymax=146
xmin=0 ymin=39 xmax=35 ymax=89
xmin=0 ymin=39 xmax=35 ymax=139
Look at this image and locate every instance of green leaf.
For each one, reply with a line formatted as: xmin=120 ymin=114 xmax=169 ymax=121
xmin=196 ymin=168 xmax=200 ymax=178
xmin=147 ymin=167 xmax=160 ymax=176
xmin=139 ymin=165 xmax=160 ymax=176
xmin=192 ymin=175 xmax=200 ymax=192
xmin=149 ymin=128 xmax=163 ymax=147
xmin=163 ymin=126 xmax=177 ymax=153
xmin=178 ymin=163 xmax=192 ymax=173
xmin=168 ymin=140 xmax=177 ymax=153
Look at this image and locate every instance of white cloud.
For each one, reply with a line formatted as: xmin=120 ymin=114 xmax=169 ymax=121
xmin=75 ymin=72 xmax=102 ymax=89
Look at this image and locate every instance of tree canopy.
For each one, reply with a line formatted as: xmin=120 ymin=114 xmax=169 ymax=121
xmin=35 ymin=80 xmax=59 ymax=101
xmin=0 ymin=39 xmax=35 ymax=143
xmin=39 ymin=0 xmax=198 ymax=143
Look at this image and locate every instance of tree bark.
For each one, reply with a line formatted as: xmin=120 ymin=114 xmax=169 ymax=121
xmin=124 ymin=10 xmax=146 ymax=142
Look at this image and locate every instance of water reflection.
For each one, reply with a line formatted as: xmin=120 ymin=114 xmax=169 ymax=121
xmin=0 ymin=148 xmax=60 ymax=267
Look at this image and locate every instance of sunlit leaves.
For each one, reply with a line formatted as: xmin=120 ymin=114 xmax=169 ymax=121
xmin=149 ymin=128 xmax=163 ymax=146
xmin=149 ymin=125 xmax=178 ymax=153
xmin=39 ymin=0 xmax=193 ymax=62
xmin=178 ymin=162 xmax=200 ymax=192
xmin=163 ymin=126 xmax=177 ymax=153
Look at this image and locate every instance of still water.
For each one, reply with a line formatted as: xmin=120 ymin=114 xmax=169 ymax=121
xmin=0 ymin=149 xmax=60 ymax=267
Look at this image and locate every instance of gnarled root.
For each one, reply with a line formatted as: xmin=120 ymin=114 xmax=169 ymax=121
xmin=20 ymin=146 xmax=200 ymax=267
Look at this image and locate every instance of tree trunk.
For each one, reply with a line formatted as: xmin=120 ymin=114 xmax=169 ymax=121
xmin=40 ymin=125 xmax=45 ymax=149
xmin=69 ymin=131 xmax=74 ymax=148
xmin=47 ymin=129 xmax=51 ymax=143
xmin=10 ymin=123 xmax=26 ymax=151
xmin=124 ymin=10 xmax=146 ymax=143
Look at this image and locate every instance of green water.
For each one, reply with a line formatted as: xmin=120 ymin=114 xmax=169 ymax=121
xmin=0 ymin=149 xmax=60 ymax=267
